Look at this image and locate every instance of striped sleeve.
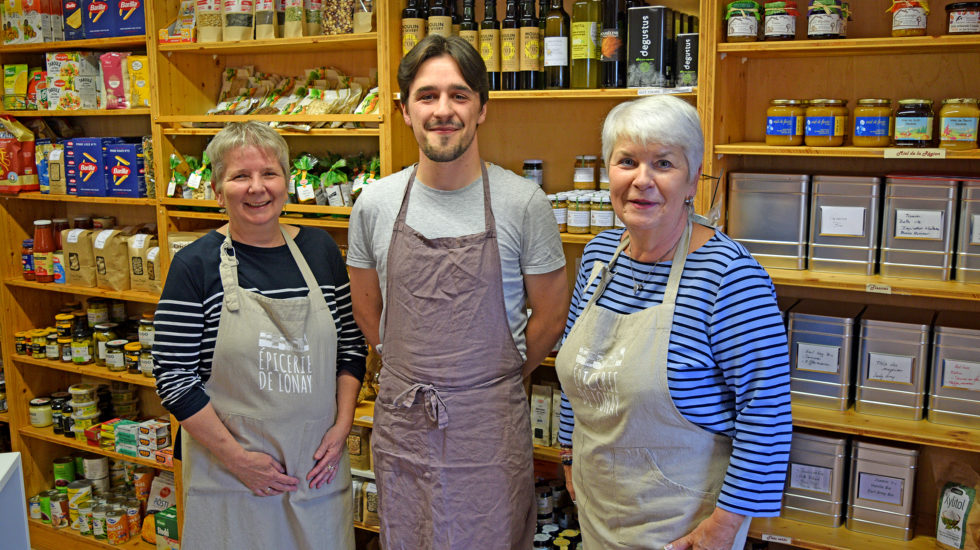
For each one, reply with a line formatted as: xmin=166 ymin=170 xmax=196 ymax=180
xmin=332 ymin=268 xmax=368 ymax=382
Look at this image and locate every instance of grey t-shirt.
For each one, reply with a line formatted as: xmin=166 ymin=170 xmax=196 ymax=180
xmin=347 ymin=163 xmax=566 ymax=357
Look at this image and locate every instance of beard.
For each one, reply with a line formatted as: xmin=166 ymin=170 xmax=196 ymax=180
xmin=419 ymin=122 xmax=477 ymax=163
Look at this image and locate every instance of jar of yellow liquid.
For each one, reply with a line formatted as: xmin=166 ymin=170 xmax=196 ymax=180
xmin=805 ymin=99 xmax=848 ymax=147
xmin=939 ymin=98 xmax=979 ymax=150
xmin=852 ymin=99 xmax=892 ymax=147
xmin=766 ymin=99 xmax=805 ymax=145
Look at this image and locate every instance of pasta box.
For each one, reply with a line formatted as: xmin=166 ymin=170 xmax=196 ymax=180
xmin=81 ymin=0 xmax=112 ymax=38
xmin=106 ymin=142 xmax=145 ymax=198
xmin=62 ymin=0 xmax=83 ymax=40
xmin=113 ymin=0 xmax=143 ymax=35
xmin=65 ymin=137 xmax=107 ymax=196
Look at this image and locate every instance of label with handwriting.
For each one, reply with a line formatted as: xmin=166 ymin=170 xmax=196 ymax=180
xmin=820 ymin=206 xmax=866 ymax=237
xmin=895 ymin=209 xmax=943 ymax=240
xmin=866 ymin=283 xmax=892 ymax=294
xmin=943 ymin=359 xmax=980 ymax=392
xmin=883 ymin=148 xmax=947 ymax=159
xmin=867 ymin=352 xmax=914 ymax=384
xmin=858 ymin=472 xmax=904 ymax=506
xmin=796 ymin=342 xmax=840 ymax=374
xmin=790 ymin=463 xmax=833 ymax=494
xmin=762 ymin=534 xmax=793 ymax=544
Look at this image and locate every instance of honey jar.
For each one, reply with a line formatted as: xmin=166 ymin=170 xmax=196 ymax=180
xmin=889 ymin=1 xmax=929 ymax=36
xmin=852 ymin=99 xmax=893 ymax=147
xmin=938 ymin=98 xmax=979 ymax=150
xmin=805 ymin=99 xmax=848 ymax=147
xmin=894 ymin=99 xmax=935 ymax=147
xmin=766 ymin=99 xmax=805 ymax=145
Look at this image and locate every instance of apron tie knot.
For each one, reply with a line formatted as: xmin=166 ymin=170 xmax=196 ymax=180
xmin=394 ymin=383 xmax=449 ymax=429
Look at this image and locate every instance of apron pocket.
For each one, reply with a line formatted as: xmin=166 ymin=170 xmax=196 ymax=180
xmin=289 ymin=420 xmax=352 ymax=504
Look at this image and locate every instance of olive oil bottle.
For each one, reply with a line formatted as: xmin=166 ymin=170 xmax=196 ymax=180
xmin=600 ymin=0 xmax=625 ymax=88
xmin=480 ymin=0 xmax=501 ymax=90
xmin=459 ymin=0 xmax=479 ymax=52
xmin=519 ymin=0 xmax=541 ymax=90
xmin=570 ymin=0 xmax=601 ymax=89
xmin=501 ymin=0 xmax=521 ymax=90
xmin=428 ymin=0 xmax=452 ymax=37
xmin=401 ymin=0 xmax=426 ymax=55
xmin=543 ymin=0 xmax=570 ymax=89
xmin=537 ymin=0 xmax=548 ymax=84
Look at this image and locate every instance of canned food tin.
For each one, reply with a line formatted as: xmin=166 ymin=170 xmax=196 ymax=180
xmin=90 ymin=475 xmax=110 ymax=496
xmin=67 ymin=479 xmax=93 ymax=509
xmin=28 ymin=494 xmax=41 ymax=519
xmin=83 ymin=455 xmax=110 ymax=480
xmin=53 ymin=457 xmax=76 ymax=492
xmin=125 ymin=498 xmax=141 ymax=538
xmin=40 ymin=489 xmax=59 ymax=524
xmin=92 ymin=504 xmax=108 ymax=539
xmin=106 ymin=509 xmax=129 ymax=545
xmin=78 ymin=502 xmax=93 ymax=535
xmin=50 ymin=493 xmax=69 ymax=528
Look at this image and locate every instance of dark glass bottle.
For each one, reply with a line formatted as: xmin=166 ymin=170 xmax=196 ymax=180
xmin=600 ymin=0 xmax=625 ymax=88
xmin=519 ymin=0 xmax=541 ymax=90
xmin=538 ymin=0 xmax=548 ymax=83
xmin=501 ymin=0 xmax=520 ymax=90
xmin=544 ymin=0 xmax=570 ymax=89
xmin=480 ymin=0 xmax=501 ymax=90
xmin=450 ymin=0 xmax=460 ymax=35
xmin=459 ymin=0 xmax=479 ymax=52
xmin=428 ymin=0 xmax=452 ymax=37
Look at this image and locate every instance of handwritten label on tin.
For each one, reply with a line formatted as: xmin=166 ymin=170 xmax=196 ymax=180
xmin=867 ymin=352 xmax=914 ymax=385
xmin=762 ymin=534 xmax=793 ymax=544
xmin=796 ymin=343 xmax=840 ymax=374
xmin=883 ymin=148 xmax=947 ymax=159
xmin=790 ymin=463 xmax=833 ymax=494
xmin=972 ymin=214 xmax=980 ymax=245
xmin=866 ymin=283 xmax=893 ymax=294
xmin=943 ymin=359 xmax=980 ymax=392
xmin=895 ymin=209 xmax=944 ymax=240
xmin=819 ymin=206 xmax=866 ymax=237
xmin=857 ymin=472 xmax=904 ymax=506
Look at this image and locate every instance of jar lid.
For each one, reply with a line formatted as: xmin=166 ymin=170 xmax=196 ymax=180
xmin=94 ymin=322 xmax=119 ymax=331
xmin=87 ymin=298 xmax=107 ymax=305
xmin=141 ymin=312 xmax=155 ymax=320
xmin=857 ymin=98 xmax=891 ymax=106
xmin=946 ymin=2 xmax=980 ymax=10
xmin=47 ymin=333 xmax=59 ymax=340
xmin=52 ymin=217 xmax=69 ymax=223
xmin=50 ymin=391 xmax=70 ymax=401
xmin=57 ymin=337 xmax=71 ymax=343
xmin=601 ymin=196 xmax=612 ymax=203
xmin=55 ymin=313 xmax=74 ymax=321
xmin=14 ymin=330 xmax=28 ymax=336
xmin=770 ymin=99 xmax=803 ymax=105
xmin=523 ymin=159 xmax=543 ymax=165
xmin=69 ymin=383 xmax=96 ymax=395
xmin=583 ymin=155 xmax=598 ymax=160
xmin=547 ymin=194 xmax=557 ymax=200
xmin=809 ymin=98 xmax=845 ymax=106
xmin=33 ymin=219 xmax=52 ymax=226
xmin=106 ymin=339 xmax=128 ymax=348
xmin=22 ymin=238 xmax=33 ymax=245
xmin=72 ymin=310 xmax=86 ymax=318
xmin=898 ymin=98 xmax=933 ymax=104
xmin=29 ymin=397 xmax=51 ymax=406
xmin=942 ymin=98 xmax=978 ymax=104
xmin=30 ymin=328 xmax=49 ymax=336
xmin=124 ymin=342 xmax=142 ymax=352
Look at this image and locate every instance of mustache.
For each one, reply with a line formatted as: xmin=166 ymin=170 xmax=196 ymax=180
xmin=424 ymin=119 xmax=463 ymax=131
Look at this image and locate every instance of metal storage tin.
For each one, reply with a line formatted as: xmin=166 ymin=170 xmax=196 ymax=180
xmin=782 ymin=431 xmax=849 ymax=528
xmin=956 ymin=178 xmax=980 ymax=283
xmin=846 ymin=440 xmax=918 ymax=541
xmin=777 ymin=297 xmax=798 ymax=327
xmin=880 ymin=175 xmax=958 ymax=280
xmin=788 ymin=300 xmax=866 ymax=411
xmin=808 ymin=175 xmax=882 ymax=275
xmin=855 ymin=306 xmax=934 ymax=420
xmin=728 ymin=173 xmax=810 ymax=270
xmin=928 ymin=310 xmax=980 ymax=429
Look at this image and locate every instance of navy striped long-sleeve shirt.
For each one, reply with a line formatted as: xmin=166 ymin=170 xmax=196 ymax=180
xmin=153 ymin=227 xmax=367 ymax=421
xmin=557 ymin=227 xmax=793 ymax=517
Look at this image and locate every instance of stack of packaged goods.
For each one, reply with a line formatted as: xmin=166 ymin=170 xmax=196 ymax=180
xmin=0 ymin=0 xmax=145 ymax=45
xmin=136 ymin=419 xmax=171 ymax=464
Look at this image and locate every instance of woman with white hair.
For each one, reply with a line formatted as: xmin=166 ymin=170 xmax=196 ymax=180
xmin=555 ymin=95 xmax=793 ymax=550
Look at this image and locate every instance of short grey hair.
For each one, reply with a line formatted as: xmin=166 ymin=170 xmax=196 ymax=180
xmin=206 ymin=121 xmax=290 ymax=193
xmin=601 ymin=95 xmax=704 ymax=180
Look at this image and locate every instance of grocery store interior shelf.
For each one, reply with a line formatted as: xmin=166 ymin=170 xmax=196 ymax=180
xmin=0 ymin=411 xmax=8 ymax=423
xmin=354 ymin=521 xmax=380 ymax=533
xmin=718 ymin=34 xmax=980 ymax=58
xmin=4 ymin=279 xmax=161 ymax=304
xmin=155 ymin=114 xmax=382 ymax=124
xmin=158 ymin=32 xmax=377 ymax=54
xmin=715 ymin=142 xmax=980 ymax=159
xmin=13 ymin=355 xmax=157 ymax=388
xmin=560 ymin=232 xmax=596 ymax=245
xmin=29 ymin=518 xmax=152 ymax=550
xmin=160 ymin=126 xmax=381 ymax=137
xmin=0 ymin=35 xmax=147 ymax=53
xmin=0 ymin=108 xmax=151 ymax=117
xmin=767 ymin=269 xmax=980 ymax=301
xmin=18 ymin=425 xmax=172 ymax=472
xmin=1 ymin=192 xmax=154 ymax=205
xmin=748 ymin=516 xmax=936 ymax=550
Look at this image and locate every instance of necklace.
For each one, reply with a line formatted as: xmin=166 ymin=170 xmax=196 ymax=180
xmin=626 ymin=251 xmax=659 ymax=295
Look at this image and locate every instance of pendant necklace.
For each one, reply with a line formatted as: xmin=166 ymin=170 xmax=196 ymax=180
xmin=626 ymin=250 xmax=659 ymax=295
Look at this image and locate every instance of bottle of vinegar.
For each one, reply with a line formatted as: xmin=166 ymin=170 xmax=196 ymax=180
xmin=543 ymin=0 xmax=570 ymax=89
xmin=570 ymin=0 xmax=601 ymax=89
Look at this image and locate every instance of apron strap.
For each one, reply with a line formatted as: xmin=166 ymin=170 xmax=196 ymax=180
xmin=394 ymin=162 xmax=493 ymax=230
xmin=279 ymin=226 xmax=329 ymax=312
xmin=393 ymin=382 xmax=449 ymax=429
xmin=219 ymin=234 xmax=241 ymax=312
xmin=582 ymin=237 xmax=631 ymax=309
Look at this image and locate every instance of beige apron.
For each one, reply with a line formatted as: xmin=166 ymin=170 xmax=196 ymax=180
xmin=556 ymin=218 xmax=750 ymax=549
xmin=182 ymin=227 xmax=354 ymax=550
xmin=371 ymin=164 xmax=535 ymax=550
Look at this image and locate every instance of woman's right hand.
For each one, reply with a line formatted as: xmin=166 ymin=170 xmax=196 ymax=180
xmin=225 ymin=450 xmax=300 ymax=497
xmin=563 ymin=464 xmax=576 ymax=502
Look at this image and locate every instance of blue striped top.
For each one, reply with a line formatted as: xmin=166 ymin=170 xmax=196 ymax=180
xmin=558 ymin=228 xmax=792 ymax=517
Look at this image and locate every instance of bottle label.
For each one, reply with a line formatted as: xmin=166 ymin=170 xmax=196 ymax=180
xmin=895 ymin=116 xmax=934 ymax=140
xmin=501 ymin=28 xmax=520 ymax=72
xmin=428 ymin=15 xmax=452 ymax=37
xmin=553 ymin=207 xmax=567 ymax=225
xmin=34 ymin=252 xmax=53 ymax=277
xmin=571 ymin=21 xmax=598 ymax=60
xmin=855 ymin=116 xmax=890 ymax=137
xmin=543 ymin=36 xmax=568 ymax=67
xmin=520 ymin=26 xmax=541 ymax=71
xmin=479 ymin=29 xmax=501 ymax=71
xmin=808 ymin=14 xmax=840 ymax=35
xmin=460 ymin=29 xmax=479 ymax=50
xmin=591 ymin=209 xmax=614 ymax=227
xmin=806 ymin=116 xmax=834 ymax=137
xmin=22 ymin=252 xmax=34 ymax=273
xmin=767 ymin=116 xmax=796 ymax=136
xmin=567 ymin=209 xmax=590 ymax=228
xmin=573 ymin=167 xmax=593 ymax=183
xmin=402 ymin=18 xmax=425 ymax=55
xmin=940 ymin=116 xmax=979 ymax=142
xmin=728 ymin=16 xmax=757 ymax=38
xmin=599 ymin=28 xmax=622 ymax=62
xmin=892 ymin=7 xmax=927 ymax=30
xmin=949 ymin=10 xmax=980 ymax=33
xmin=765 ymin=14 xmax=795 ymax=36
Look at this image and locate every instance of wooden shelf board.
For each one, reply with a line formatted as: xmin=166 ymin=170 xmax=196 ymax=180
xmin=161 ymin=126 xmax=381 ymax=137
xmin=156 ymin=114 xmax=382 ymax=124
xmin=158 ymin=33 xmax=377 ymax=54
xmin=29 ymin=518 xmax=154 ymax=550
xmin=1 ymin=192 xmax=154 ymax=205
xmin=792 ymin=404 xmax=980 ymax=452
xmin=749 ymin=517 xmax=936 ymax=550
xmin=0 ymin=35 xmax=147 ymax=54
xmin=166 ymin=210 xmax=351 ymax=229
xmin=718 ymin=35 xmax=980 ymax=58
xmin=767 ymin=268 xmax=980 ymax=301
xmin=354 ymin=520 xmax=380 ymax=533
xmin=560 ymin=232 xmax=596 ymax=244
xmin=4 ymin=279 xmax=161 ymax=304
xmin=13 ymin=355 xmax=156 ymax=388
xmin=533 ymin=445 xmax=560 ymax=463
xmin=540 ymin=357 xmax=556 ymax=368
xmin=1 ymin=108 xmax=150 ymax=117
xmin=715 ymin=142 xmax=980 ymax=159
xmin=19 ymin=425 xmax=173 ymax=472
xmin=487 ymin=87 xmax=696 ymax=100
xmin=0 ymin=411 xmax=8 ymax=423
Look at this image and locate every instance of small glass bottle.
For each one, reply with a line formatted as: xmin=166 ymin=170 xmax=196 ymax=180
xmin=894 ymin=99 xmax=935 ymax=147
xmin=726 ymin=1 xmax=762 ymax=42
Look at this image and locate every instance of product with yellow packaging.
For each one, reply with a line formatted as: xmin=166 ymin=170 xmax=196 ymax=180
xmin=3 ymin=64 xmax=28 ymax=109
xmin=939 ymin=98 xmax=979 ymax=150
xmin=805 ymin=99 xmax=848 ymax=147
xmin=126 ymin=56 xmax=149 ymax=107
xmin=853 ymin=98 xmax=892 ymax=147
xmin=766 ymin=99 xmax=805 ymax=145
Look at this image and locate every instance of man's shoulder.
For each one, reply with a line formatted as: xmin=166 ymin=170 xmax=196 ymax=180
xmin=354 ymin=167 xmax=412 ymax=213
xmin=487 ymin=163 xmax=544 ymax=205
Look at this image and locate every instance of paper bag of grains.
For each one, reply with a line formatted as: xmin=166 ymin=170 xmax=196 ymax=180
xmin=128 ymin=233 xmax=159 ymax=293
xmin=283 ymin=0 xmax=304 ymax=37
xmin=936 ymin=459 xmax=980 ymax=550
xmin=168 ymin=232 xmax=204 ymax=260
xmin=92 ymin=229 xmax=131 ymax=291
xmin=223 ymin=0 xmax=255 ymax=41
xmin=62 ymin=228 xmax=97 ymax=287
xmin=196 ymin=0 xmax=222 ymax=42
xmin=146 ymin=247 xmax=162 ymax=295
xmin=255 ymin=0 xmax=277 ymax=38
xmin=347 ymin=425 xmax=371 ymax=471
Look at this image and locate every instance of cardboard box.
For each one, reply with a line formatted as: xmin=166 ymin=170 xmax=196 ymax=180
xmin=530 ymin=384 xmax=552 ymax=446
xmin=66 ymin=137 xmax=107 ymax=196
xmin=155 ymin=506 xmax=180 ymax=550
xmin=675 ymin=33 xmax=698 ymax=87
xmin=154 ymin=447 xmax=173 ymax=468
xmin=550 ymin=387 xmax=562 ymax=447
xmin=62 ymin=0 xmax=83 ymax=39
xmin=139 ymin=419 xmax=170 ymax=437
xmin=81 ymin=0 xmax=112 ymax=38
xmin=137 ymin=432 xmax=170 ymax=450
xmin=106 ymin=142 xmax=144 ymax=197
xmin=114 ymin=0 xmax=143 ymax=36
xmin=627 ymin=6 xmax=674 ymax=88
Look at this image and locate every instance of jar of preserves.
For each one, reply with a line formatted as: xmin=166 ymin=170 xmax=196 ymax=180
xmin=94 ymin=322 xmax=119 ymax=366
xmin=29 ymin=397 xmax=53 ymax=428
xmin=590 ymin=195 xmax=614 ymax=234
xmin=889 ymin=1 xmax=929 ymax=36
xmin=573 ymin=156 xmax=597 ymax=190
xmin=21 ymin=238 xmax=34 ymax=280
xmin=55 ymin=313 xmax=74 ymax=337
xmin=33 ymin=219 xmax=55 ymax=283
xmin=764 ymin=1 xmax=799 ymax=40
xmin=766 ymin=99 xmax=805 ymax=145
xmin=598 ymin=159 xmax=609 ymax=190
xmin=52 ymin=218 xmax=69 ymax=250
xmin=14 ymin=330 xmax=29 ymax=355
xmin=45 ymin=332 xmax=61 ymax=360
xmin=59 ymin=337 xmax=72 ymax=362
xmin=567 ymin=194 xmax=591 ymax=234
xmin=71 ymin=326 xmax=95 ymax=365
xmin=72 ymin=216 xmax=93 ymax=230
xmin=523 ymin=160 xmax=544 ymax=187
xmin=124 ymin=342 xmax=142 ymax=374
xmin=808 ymin=0 xmax=843 ymax=39
xmin=805 ymin=99 xmax=848 ymax=146
xmin=894 ymin=99 xmax=935 ymax=147
xmin=110 ymin=301 xmax=126 ymax=324
xmin=726 ymin=1 xmax=762 ymax=42
xmin=852 ymin=99 xmax=893 ymax=147
xmin=138 ymin=314 xmax=155 ymax=347
xmin=105 ymin=340 xmax=128 ymax=372
xmin=549 ymin=194 xmax=568 ymax=233
xmin=140 ymin=349 xmax=154 ymax=377
xmin=31 ymin=328 xmax=49 ymax=359
xmin=86 ymin=299 xmax=109 ymax=328
xmin=939 ymin=98 xmax=979 ymax=150
xmin=946 ymin=2 xmax=980 ymax=34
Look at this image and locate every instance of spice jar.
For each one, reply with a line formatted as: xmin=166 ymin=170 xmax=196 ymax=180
xmin=852 ymin=99 xmax=893 ymax=147
xmin=124 ymin=342 xmax=142 ymax=374
xmin=71 ymin=325 xmax=94 ymax=365
xmin=889 ymin=1 xmax=929 ymax=36
xmin=946 ymin=2 xmax=980 ymax=33
xmin=59 ymin=337 xmax=72 ymax=362
xmin=45 ymin=332 xmax=61 ymax=360
xmin=764 ymin=1 xmax=799 ymax=40
xmin=140 ymin=349 xmax=154 ymax=377
xmin=726 ymin=1 xmax=762 ymax=42
xmin=105 ymin=340 xmax=128 ymax=372
xmin=573 ymin=156 xmax=597 ymax=190
xmin=567 ymin=194 xmax=591 ymax=234
xmin=590 ymin=195 xmax=614 ymax=234
xmin=31 ymin=328 xmax=49 ymax=359
xmin=523 ymin=160 xmax=544 ymax=187
xmin=894 ymin=99 xmax=935 ymax=147
xmin=87 ymin=299 xmax=109 ymax=328
xmin=21 ymin=238 xmax=34 ymax=280
xmin=55 ymin=313 xmax=74 ymax=337
xmin=805 ymin=99 xmax=848 ymax=146
xmin=138 ymin=314 xmax=155 ymax=347
xmin=14 ymin=331 xmax=29 ymax=355
xmin=808 ymin=0 xmax=843 ymax=39
xmin=29 ymin=397 xmax=53 ymax=427
xmin=549 ymin=194 xmax=568 ymax=233
xmin=94 ymin=323 xmax=119 ymax=366
xmin=766 ymin=99 xmax=805 ymax=145
xmin=939 ymin=98 xmax=979 ymax=150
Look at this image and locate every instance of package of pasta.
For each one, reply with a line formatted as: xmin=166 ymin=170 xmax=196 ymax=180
xmin=128 ymin=233 xmax=158 ymax=293
xmin=222 ymin=0 xmax=255 ymax=41
xmin=127 ymin=56 xmax=150 ymax=107
xmin=283 ymin=0 xmax=304 ymax=37
xmin=92 ymin=229 xmax=132 ymax=291
xmin=255 ymin=0 xmax=277 ymax=38
xmin=0 ymin=115 xmax=39 ymax=194
xmin=196 ymin=0 xmax=222 ymax=42
xmin=99 ymin=52 xmax=130 ymax=110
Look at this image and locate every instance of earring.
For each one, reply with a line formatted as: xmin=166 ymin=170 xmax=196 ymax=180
xmin=683 ymin=197 xmax=693 ymax=205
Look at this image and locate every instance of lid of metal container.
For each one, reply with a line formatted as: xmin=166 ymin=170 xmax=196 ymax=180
xmin=852 ymin=438 xmax=919 ymax=457
xmin=934 ymin=310 xmax=980 ymax=332
xmin=790 ymin=299 xmax=865 ymax=321
xmin=791 ymin=428 xmax=848 ymax=447
xmin=860 ymin=305 xmax=934 ymax=329
xmin=812 ymin=174 xmax=883 ymax=185
xmin=730 ymin=172 xmax=810 ymax=182
xmin=884 ymin=174 xmax=960 ymax=186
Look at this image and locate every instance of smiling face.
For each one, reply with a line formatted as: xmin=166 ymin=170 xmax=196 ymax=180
xmin=215 ymin=145 xmax=288 ymax=231
xmin=401 ymin=54 xmax=486 ymax=163
xmin=608 ymin=140 xmax=699 ymax=238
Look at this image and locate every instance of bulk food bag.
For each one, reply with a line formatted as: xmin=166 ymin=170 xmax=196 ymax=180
xmin=62 ymin=228 xmax=98 ymax=287
xmin=283 ymin=0 xmax=304 ymax=37
xmin=936 ymin=459 xmax=980 ymax=550
xmin=92 ymin=229 xmax=131 ymax=291
xmin=0 ymin=115 xmax=38 ymax=194
xmin=223 ymin=0 xmax=256 ymax=41
xmin=255 ymin=0 xmax=277 ymax=38
xmin=146 ymin=247 xmax=162 ymax=294
xmin=196 ymin=0 xmax=222 ymax=42
xmin=128 ymin=233 xmax=158 ymax=293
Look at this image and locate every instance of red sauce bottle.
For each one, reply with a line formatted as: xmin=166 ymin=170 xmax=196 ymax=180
xmin=33 ymin=219 xmax=55 ymax=284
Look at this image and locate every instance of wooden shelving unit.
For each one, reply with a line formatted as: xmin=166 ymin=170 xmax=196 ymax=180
xmin=353 ymin=521 xmax=380 ymax=534
xmin=765 ymin=269 xmax=980 ymax=301
xmin=4 ymin=279 xmax=161 ymax=304
xmin=157 ymin=33 xmax=378 ymax=54
xmin=13 ymin=356 xmax=157 ymax=389
xmin=19 ymin=425 xmax=172 ymax=472
xmin=2 ymin=193 xmax=156 ymax=206
xmin=748 ymin=517 xmax=938 ymax=550
xmin=0 ymin=35 xmax=147 ymax=53
xmin=715 ymin=142 xmax=980 ymax=160
xmin=717 ymin=34 xmax=980 ymax=58
xmin=28 ymin=518 xmax=154 ymax=550
xmin=0 ymin=411 xmax=9 ymax=423
xmin=1 ymin=108 xmax=151 ymax=117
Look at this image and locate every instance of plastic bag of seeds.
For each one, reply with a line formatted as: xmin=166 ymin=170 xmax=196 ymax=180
xmin=284 ymin=0 xmax=305 ymax=37
xmin=305 ymin=0 xmax=323 ymax=35
xmin=255 ymin=0 xmax=277 ymax=38
xmin=321 ymin=0 xmax=353 ymax=35
xmin=196 ymin=0 xmax=222 ymax=42
xmin=222 ymin=0 xmax=256 ymax=41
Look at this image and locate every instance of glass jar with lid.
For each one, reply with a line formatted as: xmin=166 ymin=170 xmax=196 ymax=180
xmin=888 ymin=0 xmax=929 ymax=36
xmin=86 ymin=299 xmax=109 ymax=328
xmin=138 ymin=313 xmax=155 ymax=347
xmin=105 ymin=340 xmax=128 ymax=372
xmin=29 ymin=397 xmax=53 ymax=428
xmin=766 ymin=99 xmax=805 ymax=145
xmin=124 ymin=342 xmax=142 ymax=374
xmin=894 ymin=99 xmax=935 ymax=147
xmin=726 ymin=1 xmax=762 ymax=41
xmin=30 ymin=329 xmax=49 ymax=359
xmin=805 ymin=99 xmax=848 ymax=146
xmin=55 ymin=313 xmax=74 ymax=337
xmin=764 ymin=1 xmax=799 ymax=40
xmin=945 ymin=2 xmax=980 ymax=34
xmin=567 ymin=194 xmax=591 ymax=234
xmin=71 ymin=324 xmax=94 ymax=365
xmin=549 ymin=194 xmax=568 ymax=233
xmin=522 ymin=160 xmax=544 ymax=187
xmin=45 ymin=332 xmax=61 ymax=360
xmin=573 ymin=156 xmax=597 ymax=190
xmin=807 ymin=0 xmax=843 ymax=39
xmin=94 ymin=322 xmax=119 ymax=366
xmin=590 ymin=194 xmax=614 ymax=234
xmin=140 ymin=348 xmax=155 ymax=378
xmin=852 ymin=99 xmax=893 ymax=147
xmin=598 ymin=159 xmax=609 ymax=190
xmin=58 ymin=337 xmax=72 ymax=362
xmin=939 ymin=98 xmax=979 ymax=150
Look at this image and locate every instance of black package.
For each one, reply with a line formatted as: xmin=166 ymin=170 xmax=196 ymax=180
xmin=627 ymin=6 xmax=673 ymax=88
xmin=675 ymin=33 xmax=698 ymax=87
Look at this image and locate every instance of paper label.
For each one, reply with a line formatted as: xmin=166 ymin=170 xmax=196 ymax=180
xmin=50 ymin=149 xmax=62 ymax=161
xmin=937 ymin=484 xmax=975 ymax=548
xmin=867 ymin=352 xmax=914 ymax=385
xmin=479 ymin=29 xmax=501 ymax=72
xmin=806 ymin=116 xmax=846 ymax=137
xmin=93 ymin=229 xmax=114 ymax=249
xmin=402 ymin=18 xmax=424 ymax=55
xmin=942 ymin=359 xmax=980 ymax=392
xmin=520 ymin=27 xmax=541 ymax=71
xmin=186 ymin=172 xmax=202 ymax=189
xmin=568 ymin=210 xmax=590 ymax=228
xmin=501 ymin=28 xmax=520 ymax=72
xmin=762 ymin=535 xmax=793 ymax=544
xmin=131 ymin=234 xmax=148 ymax=248
xmin=857 ymin=472 xmax=904 ymax=506
xmin=167 ymin=178 xmax=177 ymax=197
xmin=866 ymin=283 xmax=892 ymax=294
xmin=765 ymin=14 xmax=795 ymax=36
xmin=147 ymin=247 xmax=159 ymax=261
xmin=892 ymin=7 xmax=927 ymax=30
xmin=895 ymin=209 xmax=943 ymax=240
xmin=972 ymin=214 xmax=980 ymax=245
xmin=67 ymin=228 xmax=84 ymax=244
xmin=571 ymin=21 xmax=598 ymax=60
xmin=789 ymin=463 xmax=833 ymax=494
xmin=573 ymin=167 xmax=593 ymax=183
xmin=767 ymin=116 xmax=797 ymax=136
xmin=599 ymin=28 xmax=622 ymax=62
xmin=948 ymin=10 xmax=980 ymax=33
xmin=727 ymin=16 xmax=757 ymax=37
xmin=459 ymin=30 xmax=479 ymax=51
xmin=894 ymin=116 xmax=933 ymax=141
xmin=795 ymin=342 xmax=840 ymax=374
xmin=940 ymin=116 xmax=979 ymax=142
xmin=296 ymin=182 xmax=315 ymax=202
xmin=883 ymin=148 xmax=946 ymax=159
xmin=553 ymin=207 xmax=567 ymax=225
xmin=808 ymin=13 xmax=840 ymax=34
xmin=543 ymin=36 xmax=569 ymax=67
xmin=820 ymin=206 xmax=866 ymax=237
xmin=855 ymin=116 xmax=890 ymax=137
xmin=590 ymin=210 xmax=613 ymax=227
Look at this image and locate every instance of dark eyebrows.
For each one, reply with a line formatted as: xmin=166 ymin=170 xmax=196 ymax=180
xmin=413 ymin=83 xmax=474 ymax=98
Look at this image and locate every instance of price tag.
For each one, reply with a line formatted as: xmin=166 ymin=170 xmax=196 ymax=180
xmin=895 ymin=209 xmax=943 ymax=240
xmin=762 ymin=534 xmax=793 ymax=544
xmin=186 ymin=172 xmax=202 ymax=190
xmin=972 ymin=215 xmax=980 ymax=245
xmin=942 ymin=359 xmax=980 ymax=391
xmin=857 ymin=472 xmax=904 ymax=506
xmin=866 ymin=283 xmax=892 ymax=294
xmin=883 ymin=148 xmax=946 ymax=159
xmin=167 ymin=178 xmax=177 ymax=197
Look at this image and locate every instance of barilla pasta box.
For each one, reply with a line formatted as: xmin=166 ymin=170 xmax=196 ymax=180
xmin=155 ymin=506 xmax=180 ymax=550
xmin=81 ymin=0 xmax=112 ymax=38
xmin=66 ymin=137 xmax=106 ymax=196
xmin=106 ymin=142 xmax=144 ymax=197
xmin=62 ymin=0 xmax=83 ymax=39
xmin=113 ymin=0 xmax=143 ymax=36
